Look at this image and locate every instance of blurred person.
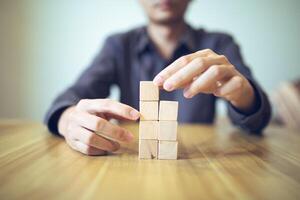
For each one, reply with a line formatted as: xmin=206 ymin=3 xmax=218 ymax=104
xmin=45 ymin=0 xmax=271 ymax=155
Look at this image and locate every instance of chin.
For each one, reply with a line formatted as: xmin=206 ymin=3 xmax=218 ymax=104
xmin=152 ymin=12 xmax=182 ymax=24
xmin=153 ymin=18 xmax=182 ymax=25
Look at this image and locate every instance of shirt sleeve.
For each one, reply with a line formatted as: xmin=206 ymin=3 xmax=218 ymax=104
xmin=216 ymin=34 xmax=272 ymax=134
xmin=44 ymin=36 xmax=118 ymax=135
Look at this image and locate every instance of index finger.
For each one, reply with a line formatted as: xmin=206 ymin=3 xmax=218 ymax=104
xmin=163 ymin=55 xmax=227 ymax=91
xmin=71 ymin=111 xmax=134 ymax=143
xmin=77 ymin=99 xmax=140 ymax=121
xmin=153 ymin=49 xmax=216 ymax=86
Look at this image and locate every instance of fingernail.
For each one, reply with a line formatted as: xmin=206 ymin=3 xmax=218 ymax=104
xmin=126 ymin=132 xmax=134 ymax=142
xmin=153 ymin=75 xmax=164 ymax=86
xmin=130 ymin=110 xmax=140 ymax=120
xmin=214 ymin=91 xmax=220 ymax=97
xmin=164 ymin=82 xmax=174 ymax=91
xmin=184 ymin=91 xmax=193 ymax=98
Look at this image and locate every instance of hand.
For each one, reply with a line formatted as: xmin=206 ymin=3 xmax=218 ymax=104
xmin=58 ymin=99 xmax=140 ymax=156
xmin=153 ymin=49 xmax=256 ymax=112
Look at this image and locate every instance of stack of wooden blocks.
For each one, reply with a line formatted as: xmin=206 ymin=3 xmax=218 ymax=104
xmin=139 ymin=81 xmax=178 ymax=160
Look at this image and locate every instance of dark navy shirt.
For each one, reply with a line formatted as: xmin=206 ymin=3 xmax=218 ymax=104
xmin=45 ymin=25 xmax=271 ymax=134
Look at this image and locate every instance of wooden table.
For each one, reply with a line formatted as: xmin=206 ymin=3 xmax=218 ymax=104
xmin=0 ymin=120 xmax=300 ymax=200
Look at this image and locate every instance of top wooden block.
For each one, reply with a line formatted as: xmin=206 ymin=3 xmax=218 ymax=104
xmin=140 ymin=81 xmax=159 ymax=101
xmin=159 ymin=101 xmax=178 ymax=121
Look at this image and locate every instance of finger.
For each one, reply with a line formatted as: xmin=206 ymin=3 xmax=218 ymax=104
xmin=77 ymin=99 xmax=140 ymax=121
xmin=70 ymin=112 xmax=134 ymax=142
xmin=163 ymin=56 xmax=229 ymax=91
xmin=68 ymin=139 xmax=107 ymax=156
xmin=183 ymin=65 xmax=234 ymax=98
xmin=153 ymin=52 xmax=199 ymax=86
xmin=69 ymin=124 xmax=120 ymax=152
xmin=214 ymin=76 xmax=244 ymax=100
xmin=153 ymin=49 xmax=218 ymax=86
xmin=195 ymin=48 xmax=218 ymax=57
xmin=101 ymin=112 xmax=138 ymax=122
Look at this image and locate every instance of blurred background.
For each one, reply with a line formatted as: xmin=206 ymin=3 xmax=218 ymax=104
xmin=1 ymin=0 xmax=300 ymax=125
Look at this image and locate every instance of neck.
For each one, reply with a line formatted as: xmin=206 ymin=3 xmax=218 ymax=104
xmin=147 ymin=20 xmax=187 ymax=59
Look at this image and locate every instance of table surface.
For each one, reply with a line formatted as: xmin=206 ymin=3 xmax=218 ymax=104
xmin=0 ymin=120 xmax=300 ymax=200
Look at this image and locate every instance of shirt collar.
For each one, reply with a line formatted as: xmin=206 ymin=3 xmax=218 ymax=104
xmin=136 ymin=26 xmax=151 ymax=54
xmin=179 ymin=24 xmax=198 ymax=51
xmin=136 ymin=24 xmax=199 ymax=55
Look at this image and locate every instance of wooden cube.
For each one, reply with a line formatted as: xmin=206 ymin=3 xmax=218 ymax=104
xmin=158 ymin=121 xmax=178 ymax=141
xmin=139 ymin=121 xmax=159 ymax=140
xmin=140 ymin=101 xmax=159 ymax=121
xmin=158 ymin=141 xmax=178 ymax=160
xmin=139 ymin=139 xmax=158 ymax=159
xmin=159 ymin=101 xmax=178 ymax=121
xmin=140 ymin=81 xmax=159 ymax=101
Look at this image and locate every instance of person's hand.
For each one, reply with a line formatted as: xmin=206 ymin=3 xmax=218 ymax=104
xmin=58 ymin=99 xmax=140 ymax=156
xmin=153 ymin=49 xmax=256 ymax=113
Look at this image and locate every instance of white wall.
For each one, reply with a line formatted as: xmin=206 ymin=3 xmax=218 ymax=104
xmin=1 ymin=0 xmax=300 ymax=121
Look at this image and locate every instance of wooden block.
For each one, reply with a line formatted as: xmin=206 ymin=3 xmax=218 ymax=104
xmin=158 ymin=121 xmax=178 ymax=141
xmin=139 ymin=121 xmax=159 ymax=140
xmin=140 ymin=101 xmax=159 ymax=120
xmin=159 ymin=101 xmax=178 ymax=121
xmin=140 ymin=81 xmax=159 ymax=101
xmin=158 ymin=141 xmax=178 ymax=160
xmin=139 ymin=139 xmax=158 ymax=159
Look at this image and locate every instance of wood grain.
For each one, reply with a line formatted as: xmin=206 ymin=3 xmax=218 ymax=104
xmin=0 ymin=120 xmax=300 ymax=200
xmin=139 ymin=139 xmax=158 ymax=159
xmin=139 ymin=81 xmax=159 ymax=101
xmin=139 ymin=121 xmax=159 ymax=140
xmin=159 ymin=101 xmax=178 ymax=121
xmin=158 ymin=121 xmax=178 ymax=141
xmin=158 ymin=140 xmax=178 ymax=160
xmin=139 ymin=101 xmax=159 ymax=121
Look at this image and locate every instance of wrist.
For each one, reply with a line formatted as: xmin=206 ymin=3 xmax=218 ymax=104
xmin=230 ymin=82 xmax=256 ymax=114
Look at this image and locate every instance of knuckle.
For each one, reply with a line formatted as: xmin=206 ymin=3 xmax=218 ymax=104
xmin=100 ymin=99 xmax=114 ymax=110
xmin=219 ymin=55 xmax=228 ymax=62
xmin=77 ymin=99 xmax=88 ymax=109
xmin=203 ymin=49 xmax=216 ymax=55
xmin=116 ymin=130 xmax=127 ymax=141
xmin=211 ymin=65 xmax=222 ymax=78
xmin=170 ymin=75 xmax=184 ymax=84
xmin=204 ymin=49 xmax=213 ymax=54
xmin=199 ymin=49 xmax=209 ymax=53
xmin=178 ymin=56 xmax=190 ymax=65
xmin=228 ymin=64 xmax=235 ymax=71
xmin=193 ymin=57 xmax=204 ymax=66
xmin=235 ymin=76 xmax=244 ymax=89
xmin=102 ymin=98 xmax=112 ymax=105
xmin=93 ymin=118 xmax=105 ymax=131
